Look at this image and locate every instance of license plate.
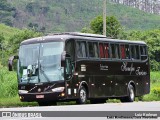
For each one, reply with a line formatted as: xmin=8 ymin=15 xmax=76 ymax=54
xmin=36 ymin=95 xmax=44 ymax=99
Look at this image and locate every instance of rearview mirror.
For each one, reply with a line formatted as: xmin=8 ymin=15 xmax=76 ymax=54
xmin=8 ymin=55 xmax=19 ymax=71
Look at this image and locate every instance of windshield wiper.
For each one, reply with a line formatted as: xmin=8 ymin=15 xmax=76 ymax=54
xmin=39 ymin=64 xmax=51 ymax=83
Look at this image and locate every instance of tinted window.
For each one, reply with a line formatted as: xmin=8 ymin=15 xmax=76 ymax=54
xmin=140 ymin=46 xmax=147 ymax=55
xmin=135 ymin=45 xmax=140 ymax=59
xmin=130 ymin=45 xmax=136 ymax=59
xmin=104 ymin=43 xmax=110 ymax=58
xmin=99 ymin=43 xmax=105 ymax=58
xmin=111 ymin=44 xmax=115 ymax=58
xmin=93 ymin=43 xmax=99 ymax=58
xmin=66 ymin=40 xmax=75 ymax=61
xmin=76 ymin=41 xmax=87 ymax=58
xmin=125 ymin=45 xmax=130 ymax=59
xmin=88 ymin=42 xmax=99 ymax=58
xmin=140 ymin=46 xmax=147 ymax=60
xmin=120 ymin=44 xmax=126 ymax=59
xmin=115 ymin=44 xmax=120 ymax=59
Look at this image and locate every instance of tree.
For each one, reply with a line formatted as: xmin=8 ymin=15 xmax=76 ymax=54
xmin=120 ymin=29 xmax=160 ymax=71
xmin=90 ymin=16 xmax=122 ymax=38
xmin=9 ymin=29 xmax=42 ymax=54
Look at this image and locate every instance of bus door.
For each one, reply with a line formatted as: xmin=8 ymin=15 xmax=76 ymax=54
xmin=65 ymin=55 xmax=75 ymax=99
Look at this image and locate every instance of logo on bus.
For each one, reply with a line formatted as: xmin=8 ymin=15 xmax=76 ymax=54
xmin=121 ymin=62 xmax=147 ymax=75
xmin=121 ymin=62 xmax=135 ymax=75
xmin=135 ymin=67 xmax=147 ymax=75
xmin=100 ymin=64 xmax=108 ymax=71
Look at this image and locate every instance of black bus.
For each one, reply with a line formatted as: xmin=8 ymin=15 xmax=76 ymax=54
xmin=8 ymin=32 xmax=150 ymax=105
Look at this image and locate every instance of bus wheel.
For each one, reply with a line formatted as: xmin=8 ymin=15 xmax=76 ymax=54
xmin=38 ymin=101 xmax=57 ymax=106
xmin=76 ymin=86 xmax=87 ymax=104
xmin=121 ymin=84 xmax=135 ymax=102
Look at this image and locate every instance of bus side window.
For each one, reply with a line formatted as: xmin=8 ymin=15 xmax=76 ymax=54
xmin=130 ymin=45 xmax=136 ymax=59
xmin=111 ymin=44 xmax=115 ymax=58
xmin=88 ymin=42 xmax=99 ymax=58
xmin=88 ymin=42 xmax=94 ymax=57
xmin=76 ymin=41 xmax=87 ymax=58
xmin=125 ymin=45 xmax=130 ymax=59
xmin=104 ymin=43 xmax=109 ymax=58
xmin=99 ymin=43 xmax=105 ymax=58
xmin=93 ymin=42 xmax=99 ymax=58
xmin=115 ymin=44 xmax=120 ymax=59
xmin=120 ymin=44 xmax=126 ymax=59
xmin=140 ymin=46 xmax=147 ymax=60
xmin=66 ymin=40 xmax=75 ymax=61
xmin=135 ymin=45 xmax=140 ymax=60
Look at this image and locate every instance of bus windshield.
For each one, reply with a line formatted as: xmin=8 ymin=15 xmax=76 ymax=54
xmin=18 ymin=42 xmax=64 ymax=84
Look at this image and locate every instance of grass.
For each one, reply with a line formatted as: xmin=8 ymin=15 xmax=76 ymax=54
xmin=0 ymin=69 xmax=160 ymax=107
xmin=0 ymin=24 xmax=20 ymax=40
xmin=0 ymin=96 xmax=38 ymax=107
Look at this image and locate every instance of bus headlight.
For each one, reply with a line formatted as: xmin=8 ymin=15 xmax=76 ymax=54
xmin=18 ymin=90 xmax=28 ymax=94
xmin=52 ymin=87 xmax=64 ymax=92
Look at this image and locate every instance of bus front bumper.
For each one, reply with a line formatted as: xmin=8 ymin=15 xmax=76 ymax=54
xmin=19 ymin=92 xmax=66 ymax=102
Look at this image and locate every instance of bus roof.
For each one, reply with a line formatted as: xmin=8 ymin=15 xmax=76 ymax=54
xmin=21 ymin=32 xmax=146 ymax=45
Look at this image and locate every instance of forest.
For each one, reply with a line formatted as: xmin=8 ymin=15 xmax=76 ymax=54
xmin=0 ymin=0 xmax=160 ymax=33
xmin=110 ymin=0 xmax=160 ymax=15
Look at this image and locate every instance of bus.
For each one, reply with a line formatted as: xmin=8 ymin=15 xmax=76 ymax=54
xmin=8 ymin=32 xmax=150 ymax=106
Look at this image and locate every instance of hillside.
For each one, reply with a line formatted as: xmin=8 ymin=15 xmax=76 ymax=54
xmin=0 ymin=24 xmax=20 ymax=40
xmin=1 ymin=0 xmax=160 ymax=33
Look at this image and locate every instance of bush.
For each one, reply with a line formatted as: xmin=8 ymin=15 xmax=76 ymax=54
xmin=0 ymin=67 xmax=17 ymax=98
xmin=152 ymin=87 xmax=160 ymax=97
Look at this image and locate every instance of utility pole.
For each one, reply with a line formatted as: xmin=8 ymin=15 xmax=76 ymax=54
xmin=103 ymin=0 xmax=106 ymax=36
xmin=0 ymin=43 xmax=3 ymax=64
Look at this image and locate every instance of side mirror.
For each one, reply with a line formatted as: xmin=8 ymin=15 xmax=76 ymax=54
xmin=8 ymin=55 xmax=19 ymax=71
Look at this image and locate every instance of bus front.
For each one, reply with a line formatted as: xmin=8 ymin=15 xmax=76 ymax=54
xmin=10 ymin=39 xmax=69 ymax=105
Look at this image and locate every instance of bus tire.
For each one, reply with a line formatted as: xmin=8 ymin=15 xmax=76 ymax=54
xmin=121 ymin=84 xmax=135 ymax=102
xmin=76 ymin=86 xmax=87 ymax=104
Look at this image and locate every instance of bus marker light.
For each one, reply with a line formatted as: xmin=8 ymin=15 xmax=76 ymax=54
xmin=146 ymin=83 xmax=148 ymax=85
xmin=61 ymin=93 xmax=65 ymax=97
xmin=91 ymin=84 xmax=94 ymax=86
xmin=19 ymin=96 xmax=22 ymax=100
xmin=102 ymin=83 xmax=105 ymax=86
xmin=74 ymin=73 xmax=78 ymax=75
xmin=68 ymin=88 xmax=71 ymax=95
xmin=74 ymin=89 xmax=77 ymax=93
xmin=137 ymin=83 xmax=139 ymax=85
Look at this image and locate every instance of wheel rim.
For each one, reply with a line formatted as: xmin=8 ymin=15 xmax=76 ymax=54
xmin=130 ymin=87 xmax=134 ymax=101
xmin=80 ymin=89 xmax=86 ymax=103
